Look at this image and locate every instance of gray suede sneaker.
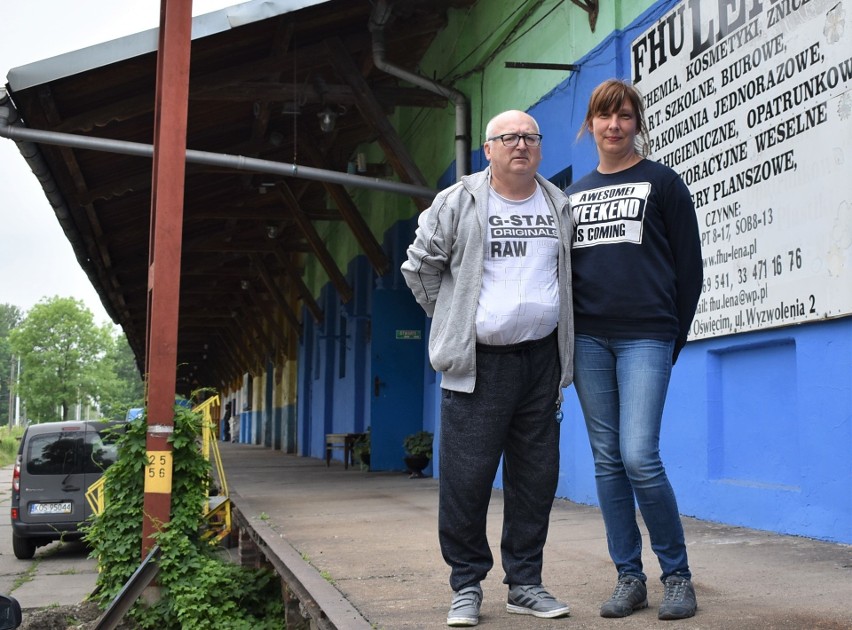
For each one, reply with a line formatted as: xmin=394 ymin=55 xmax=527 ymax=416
xmin=600 ymin=575 xmax=648 ymax=618
xmin=506 ymin=584 xmax=570 ymax=618
xmin=658 ymin=575 xmax=697 ymax=620
xmin=447 ymin=584 xmax=483 ymax=627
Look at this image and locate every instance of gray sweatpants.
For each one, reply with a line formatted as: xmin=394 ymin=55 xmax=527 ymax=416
xmin=439 ymin=331 xmax=561 ymax=591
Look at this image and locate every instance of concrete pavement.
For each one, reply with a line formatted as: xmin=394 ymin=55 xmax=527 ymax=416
xmin=0 ymin=466 xmax=98 ymax=611
xmin=220 ymin=443 xmax=852 ymax=630
xmin=2 ymin=444 xmax=848 ymax=629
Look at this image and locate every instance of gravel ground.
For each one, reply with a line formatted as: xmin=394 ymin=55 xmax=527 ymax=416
xmin=20 ymin=601 xmax=139 ymax=630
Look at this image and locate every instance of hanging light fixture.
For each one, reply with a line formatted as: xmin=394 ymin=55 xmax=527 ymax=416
xmin=318 ymin=104 xmax=347 ymax=133
xmin=318 ymin=107 xmax=338 ymax=133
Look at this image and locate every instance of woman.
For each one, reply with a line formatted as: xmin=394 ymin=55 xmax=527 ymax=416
xmin=565 ymin=79 xmax=703 ymax=620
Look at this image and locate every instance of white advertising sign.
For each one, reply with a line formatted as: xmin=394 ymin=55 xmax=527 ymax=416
xmin=632 ymin=0 xmax=852 ymax=339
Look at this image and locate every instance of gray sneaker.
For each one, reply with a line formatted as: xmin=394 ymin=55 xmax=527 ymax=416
xmin=506 ymin=584 xmax=570 ymax=618
xmin=600 ymin=575 xmax=648 ymax=618
xmin=658 ymin=575 xmax=697 ymax=620
xmin=447 ymin=584 xmax=483 ymax=627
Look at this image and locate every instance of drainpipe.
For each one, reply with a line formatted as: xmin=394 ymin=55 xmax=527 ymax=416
xmin=0 ymin=92 xmax=437 ymax=200
xmin=369 ymin=0 xmax=470 ymax=182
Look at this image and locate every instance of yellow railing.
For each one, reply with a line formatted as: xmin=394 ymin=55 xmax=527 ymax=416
xmin=195 ymin=395 xmax=229 ymax=498
xmin=85 ymin=476 xmax=105 ymax=515
xmin=87 ymin=396 xmax=232 ymax=543
xmin=194 ymin=395 xmax=232 ymax=542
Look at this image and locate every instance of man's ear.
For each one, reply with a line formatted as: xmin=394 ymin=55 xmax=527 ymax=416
xmin=483 ymin=141 xmax=492 ymax=162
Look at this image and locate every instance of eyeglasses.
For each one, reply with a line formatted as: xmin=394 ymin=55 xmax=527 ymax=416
xmin=486 ymin=133 xmax=543 ymax=148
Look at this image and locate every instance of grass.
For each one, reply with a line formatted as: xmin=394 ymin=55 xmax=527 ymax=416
xmin=0 ymin=425 xmax=23 ymax=468
xmin=11 ymin=559 xmax=39 ymax=591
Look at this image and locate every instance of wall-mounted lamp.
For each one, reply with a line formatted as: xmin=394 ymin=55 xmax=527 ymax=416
xmin=318 ymin=107 xmax=338 ymax=133
xmin=240 ymin=280 xmax=250 ymax=291
xmin=266 ymin=224 xmax=280 ymax=239
xmin=318 ymin=105 xmax=347 ymax=133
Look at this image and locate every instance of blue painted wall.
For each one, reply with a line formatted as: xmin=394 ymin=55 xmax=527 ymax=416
xmin=532 ymin=0 xmax=852 ymax=544
xmin=293 ymin=0 xmax=852 ymax=543
xmin=296 ymin=314 xmax=314 ymax=456
xmin=298 ymin=258 xmax=373 ymax=464
xmin=434 ymin=0 xmax=851 ymax=543
xmin=312 ymin=288 xmax=338 ymax=458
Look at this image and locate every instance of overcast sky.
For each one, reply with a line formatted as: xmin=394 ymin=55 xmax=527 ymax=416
xmin=1 ymin=1 xmax=238 ymax=324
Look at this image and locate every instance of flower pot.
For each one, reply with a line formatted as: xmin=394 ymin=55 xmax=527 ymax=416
xmin=404 ymin=454 xmax=430 ymax=478
xmin=358 ymin=452 xmax=370 ymax=470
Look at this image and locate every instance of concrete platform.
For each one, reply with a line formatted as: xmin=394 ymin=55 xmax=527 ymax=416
xmin=0 ymin=466 xmax=98 ymax=611
xmin=219 ymin=443 xmax=852 ymax=629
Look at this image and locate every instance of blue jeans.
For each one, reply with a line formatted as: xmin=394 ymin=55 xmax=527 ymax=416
xmin=573 ymin=334 xmax=691 ymax=582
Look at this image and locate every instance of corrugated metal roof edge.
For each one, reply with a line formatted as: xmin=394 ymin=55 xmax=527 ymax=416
xmin=6 ymin=0 xmax=331 ymax=92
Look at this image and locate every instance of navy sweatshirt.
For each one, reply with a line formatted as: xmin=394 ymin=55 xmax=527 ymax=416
xmin=565 ymin=159 xmax=703 ymax=363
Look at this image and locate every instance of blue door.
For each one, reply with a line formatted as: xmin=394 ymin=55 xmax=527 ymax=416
xmin=370 ymin=288 xmax=426 ymax=471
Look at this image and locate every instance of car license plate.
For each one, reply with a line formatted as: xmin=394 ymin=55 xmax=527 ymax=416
xmin=29 ymin=501 xmax=72 ymax=515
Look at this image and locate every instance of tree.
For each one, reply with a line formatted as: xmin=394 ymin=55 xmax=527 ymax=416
xmin=0 ymin=304 xmax=23 ymax=426
xmin=98 ymin=332 xmax=145 ymax=421
xmin=9 ymin=297 xmax=112 ymax=423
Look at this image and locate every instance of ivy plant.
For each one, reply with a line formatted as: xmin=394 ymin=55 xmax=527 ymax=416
xmin=84 ymin=404 xmax=284 ymax=629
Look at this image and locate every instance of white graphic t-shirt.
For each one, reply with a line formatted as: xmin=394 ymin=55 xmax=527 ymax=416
xmin=475 ymin=184 xmax=560 ymax=345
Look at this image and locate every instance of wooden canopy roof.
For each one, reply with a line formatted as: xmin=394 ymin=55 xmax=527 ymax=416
xmin=5 ymin=0 xmax=474 ymax=391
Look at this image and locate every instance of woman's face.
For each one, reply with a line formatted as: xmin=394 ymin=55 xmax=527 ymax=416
xmin=589 ymin=98 xmax=638 ymax=160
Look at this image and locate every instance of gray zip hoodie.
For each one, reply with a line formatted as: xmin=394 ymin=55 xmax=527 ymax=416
xmin=401 ymin=167 xmax=574 ymax=395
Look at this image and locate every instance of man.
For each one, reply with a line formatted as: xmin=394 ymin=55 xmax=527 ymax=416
xmin=221 ymin=401 xmax=232 ymax=442
xmin=401 ymin=110 xmax=574 ymax=627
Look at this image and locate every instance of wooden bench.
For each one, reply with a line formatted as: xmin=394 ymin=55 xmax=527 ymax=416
xmin=325 ymin=433 xmax=365 ymax=470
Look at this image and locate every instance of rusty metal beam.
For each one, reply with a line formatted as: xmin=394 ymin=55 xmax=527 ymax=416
xmin=236 ymin=292 xmax=273 ymax=369
xmin=275 ymin=183 xmax=353 ymax=303
xmin=295 ymin=126 xmax=389 ymax=275
xmin=273 ymin=249 xmax=323 ymax=324
xmin=221 ymin=327 xmax=253 ymax=378
xmin=325 ymin=36 xmax=430 ymax=211
xmin=250 ymin=253 xmax=302 ymax=336
xmin=142 ymin=0 xmax=192 ymax=557
xmin=570 ymin=0 xmax=598 ymax=31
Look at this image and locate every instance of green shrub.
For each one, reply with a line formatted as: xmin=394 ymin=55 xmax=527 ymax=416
xmin=85 ymin=404 xmax=283 ymax=629
xmin=403 ymin=430 xmax=433 ymax=457
xmin=0 ymin=426 xmax=22 ymax=468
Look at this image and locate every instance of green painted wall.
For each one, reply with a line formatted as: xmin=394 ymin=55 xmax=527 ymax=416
xmin=302 ymin=0 xmax=656 ymax=297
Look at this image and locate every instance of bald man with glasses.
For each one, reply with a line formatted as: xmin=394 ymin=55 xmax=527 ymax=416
xmin=402 ymin=110 xmax=574 ymax=626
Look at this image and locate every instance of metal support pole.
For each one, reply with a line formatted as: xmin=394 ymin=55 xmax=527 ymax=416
xmin=141 ymin=0 xmax=193 ymax=558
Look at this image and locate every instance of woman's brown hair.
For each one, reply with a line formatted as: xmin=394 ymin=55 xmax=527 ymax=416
xmin=577 ymin=79 xmax=650 ymax=156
